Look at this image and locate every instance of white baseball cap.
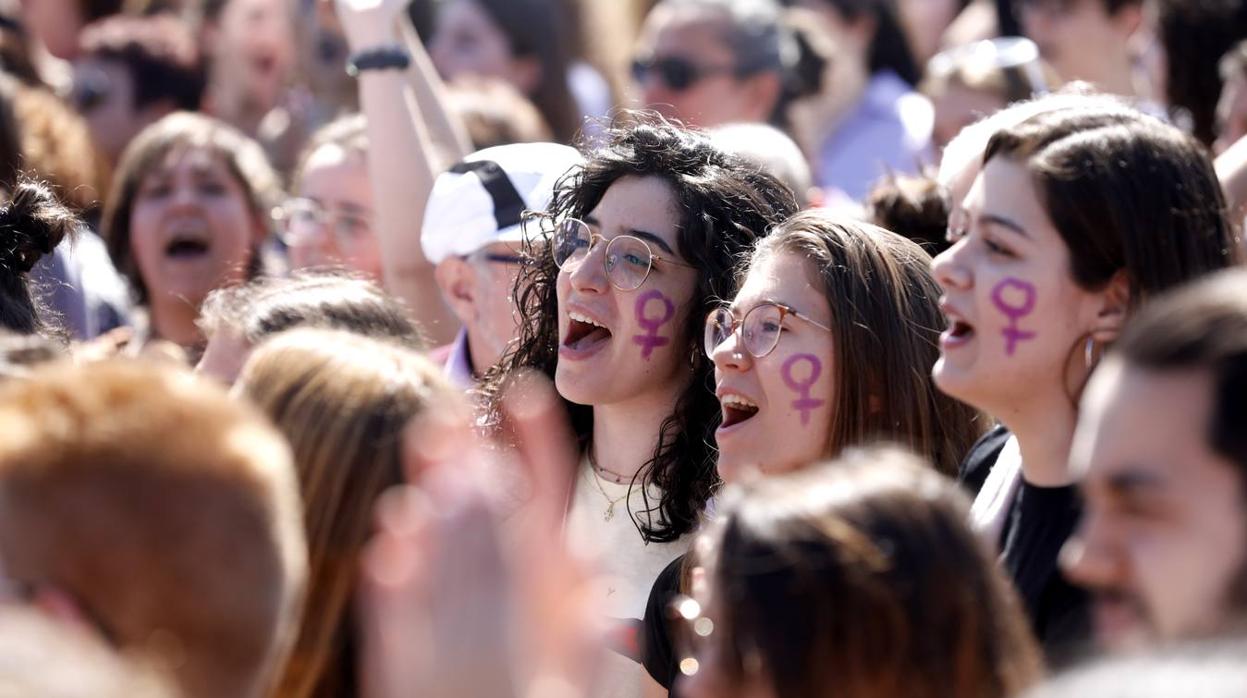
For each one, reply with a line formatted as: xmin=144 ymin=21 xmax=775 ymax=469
xmin=421 ymin=142 xmax=584 ymax=264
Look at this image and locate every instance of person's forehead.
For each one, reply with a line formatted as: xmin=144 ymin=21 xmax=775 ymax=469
xmin=588 ymin=176 xmax=679 ymax=238
xmin=1081 ymin=365 xmax=1227 ymax=490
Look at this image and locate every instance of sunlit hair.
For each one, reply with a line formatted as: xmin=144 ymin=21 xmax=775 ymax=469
xmin=290 ymin=113 xmax=366 ymax=193
xmin=100 ymin=111 xmax=281 ymax=304
xmin=696 ymin=447 xmax=1043 ymax=698
xmin=0 ymin=179 xmax=81 ymax=336
xmin=747 ymin=212 xmax=983 ymax=476
xmin=481 ymin=112 xmax=798 ymax=542
xmin=0 ymin=360 xmax=306 ymax=698
xmin=198 ymin=270 xmax=424 ymax=349
xmin=238 ymin=328 xmax=462 ymax=698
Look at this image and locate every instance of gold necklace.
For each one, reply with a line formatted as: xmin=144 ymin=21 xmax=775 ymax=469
xmin=586 ymin=452 xmax=628 ymax=522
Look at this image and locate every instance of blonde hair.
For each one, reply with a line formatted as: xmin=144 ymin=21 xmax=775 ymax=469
xmin=0 ymin=360 xmax=306 ymax=698
xmin=238 ymin=328 xmax=463 ymax=698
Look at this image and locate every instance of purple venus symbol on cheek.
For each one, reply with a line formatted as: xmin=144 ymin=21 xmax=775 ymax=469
xmin=781 ymin=353 xmax=825 ymax=426
xmin=990 ymin=277 xmax=1038 ymax=356
xmin=633 ymin=290 xmax=675 ymax=360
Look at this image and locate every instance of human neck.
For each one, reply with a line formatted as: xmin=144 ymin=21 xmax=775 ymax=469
xmin=1073 ymin=55 xmax=1137 ymax=98
xmin=993 ymin=390 xmax=1081 ymax=488
xmin=465 ymin=328 xmax=500 ymax=378
xmin=149 ymin=297 xmax=203 ymax=349
xmin=589 ymin=385 xmax=686 ymax=481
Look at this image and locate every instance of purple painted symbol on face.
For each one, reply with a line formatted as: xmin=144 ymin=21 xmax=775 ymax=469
xmin=781 ymin=353 xmax=825 ymax=426
xmin=991 ymin=277 xmax=1038 ymax=356
xmin=633 ymin=290 xmax=675 ymax=360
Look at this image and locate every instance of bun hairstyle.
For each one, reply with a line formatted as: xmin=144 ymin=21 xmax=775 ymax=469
xmin=0 ymin=179 xmax=78 ymax=335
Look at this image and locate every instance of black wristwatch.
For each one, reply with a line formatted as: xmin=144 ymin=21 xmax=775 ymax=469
xmin=346 ymin=45 xmax=412 ymax=77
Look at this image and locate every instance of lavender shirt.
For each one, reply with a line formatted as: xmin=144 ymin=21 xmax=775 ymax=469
xmin=814 ymin=70 xmax=935 ymax=202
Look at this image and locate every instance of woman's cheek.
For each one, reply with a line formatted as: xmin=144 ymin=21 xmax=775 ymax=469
xmin=777 ymin=352 xmax=827 ymax=427
xmin=630 ymin=289 xmax=676 ymax=362
xmin=988 ymin=276 xmax=1040 ymax=357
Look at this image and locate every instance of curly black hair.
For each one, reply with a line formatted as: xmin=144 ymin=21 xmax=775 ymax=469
xmin=480 ymin=113 xmax=799 ymax=543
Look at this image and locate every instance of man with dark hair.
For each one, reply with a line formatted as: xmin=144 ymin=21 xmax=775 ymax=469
xmin=1018 ymin=0 xmax=1141 ymax=96
xmin=1063 ymin=268 xmax=1247 ymax=651
xmin=72 ymin=14 xmax=205 ymax=163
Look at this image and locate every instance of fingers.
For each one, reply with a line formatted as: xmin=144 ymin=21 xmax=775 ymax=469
xmin=402 ymin=408 xmax=477 ymax=485
xmin=358 ymin=486 xmax=434 ymax=698
xmin=500 ymin=370 xmax=579 ymax=537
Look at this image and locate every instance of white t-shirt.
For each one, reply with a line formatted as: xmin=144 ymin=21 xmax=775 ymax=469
xmin=566 ymin=459 xmax=691 ymax=698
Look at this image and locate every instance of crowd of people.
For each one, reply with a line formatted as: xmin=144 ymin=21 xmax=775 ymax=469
xmin=2 ymin=0 xmax=1247 ymax=696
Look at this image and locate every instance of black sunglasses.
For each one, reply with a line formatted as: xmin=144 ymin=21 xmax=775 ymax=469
xmin=631 ymin=55 xmax=739 ymax=92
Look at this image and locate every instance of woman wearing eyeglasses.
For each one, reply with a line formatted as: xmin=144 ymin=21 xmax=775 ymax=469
xmin=481 ymin=114 xmax=796 ymax=698
xmin=640 ymin=209 xmax=984 ymax=694
xmin=631 ymin=0 xmax=788 ymax=129
xmin=279 ymin=114 xmax=382 ymax=281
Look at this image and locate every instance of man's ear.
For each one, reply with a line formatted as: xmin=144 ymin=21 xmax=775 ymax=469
xmin=1091 ymin=270 xmax=1132 ymax=344
xmin=434 ymin=258 xmax=478 ymax=326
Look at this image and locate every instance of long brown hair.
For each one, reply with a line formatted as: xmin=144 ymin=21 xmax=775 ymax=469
xmin=748 ymin=212 xmax=984 ymax=476
xmin=239 ymin=329 xmax=462 ymax=698
xmin=695 ymin=447 xmax=1043 ymax=698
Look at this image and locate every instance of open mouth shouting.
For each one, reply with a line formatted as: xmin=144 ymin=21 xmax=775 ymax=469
xmin=560 ymin=310 xmax=613 ymax=360
xmin=939 ymin=302 xmax=976 ymax=350
xmin=718 ymin=391 xmax=760 ymax=432
xmin=164 ymin=221 xmax=213 ymax=260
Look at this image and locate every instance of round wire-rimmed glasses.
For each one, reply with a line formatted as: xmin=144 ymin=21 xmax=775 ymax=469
xmin=526 ymin=211 xmax=694 ymax=291
xmin=704 ymin=301 xmax=833 ymax=358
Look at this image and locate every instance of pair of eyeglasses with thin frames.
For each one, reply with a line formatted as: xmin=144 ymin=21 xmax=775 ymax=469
xmin=524 ymin=211 xmax=694 ymax=291
xmin=704 ymin=302 xmax=833 ymax=358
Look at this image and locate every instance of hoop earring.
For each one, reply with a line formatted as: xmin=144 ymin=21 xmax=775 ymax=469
xmin=1084 ymin=337 xmax=1096 ymax=369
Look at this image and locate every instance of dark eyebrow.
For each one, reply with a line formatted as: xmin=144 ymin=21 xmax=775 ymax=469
xmin=1103 ymin=468 xmax=1168 ymax=497
xmin=338 ymin=202 xmax=372 ymax=216
xmin=582 ymin=214 xmax=676 ymax=255
xmin=629 ymin=229 xmax=675 ymax=255
xmin=979 ymin=213 xmax=1030 ymax=238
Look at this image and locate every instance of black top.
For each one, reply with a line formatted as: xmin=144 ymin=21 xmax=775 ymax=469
xmin=959 ymin=426 xmax=1092 ymax=666
xmin=641 ymin=553 xmax=686 ymax=691
xmin=960 ymin=423 xmax=1012 ymax=498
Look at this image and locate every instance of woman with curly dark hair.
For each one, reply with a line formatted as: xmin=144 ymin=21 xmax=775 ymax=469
xmin=480 ymin=112 xmax=796 ymax=698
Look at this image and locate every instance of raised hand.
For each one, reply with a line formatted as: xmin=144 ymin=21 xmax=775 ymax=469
xmin=358 ymin=371 xmax=603 ymax=698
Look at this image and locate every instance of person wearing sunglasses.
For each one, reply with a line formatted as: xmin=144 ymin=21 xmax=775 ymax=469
xmin=481 ymin=114 xmax=796 ymax=698
xmin=639 ymin=210 xmax=983 ymax=693
xmin=421 ymin=141 xmax=584 ymax=390
xmin=631 ymin=0 xmax=787 ymax=128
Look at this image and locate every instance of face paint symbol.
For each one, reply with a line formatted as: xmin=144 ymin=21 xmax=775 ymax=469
xmin=633 ymin=290 xmax=675 ymax=360
xmin=991 ymin=278 xmax=1037 ymax=356
xmin=781 ymin=353 xmax=825 ymax=426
